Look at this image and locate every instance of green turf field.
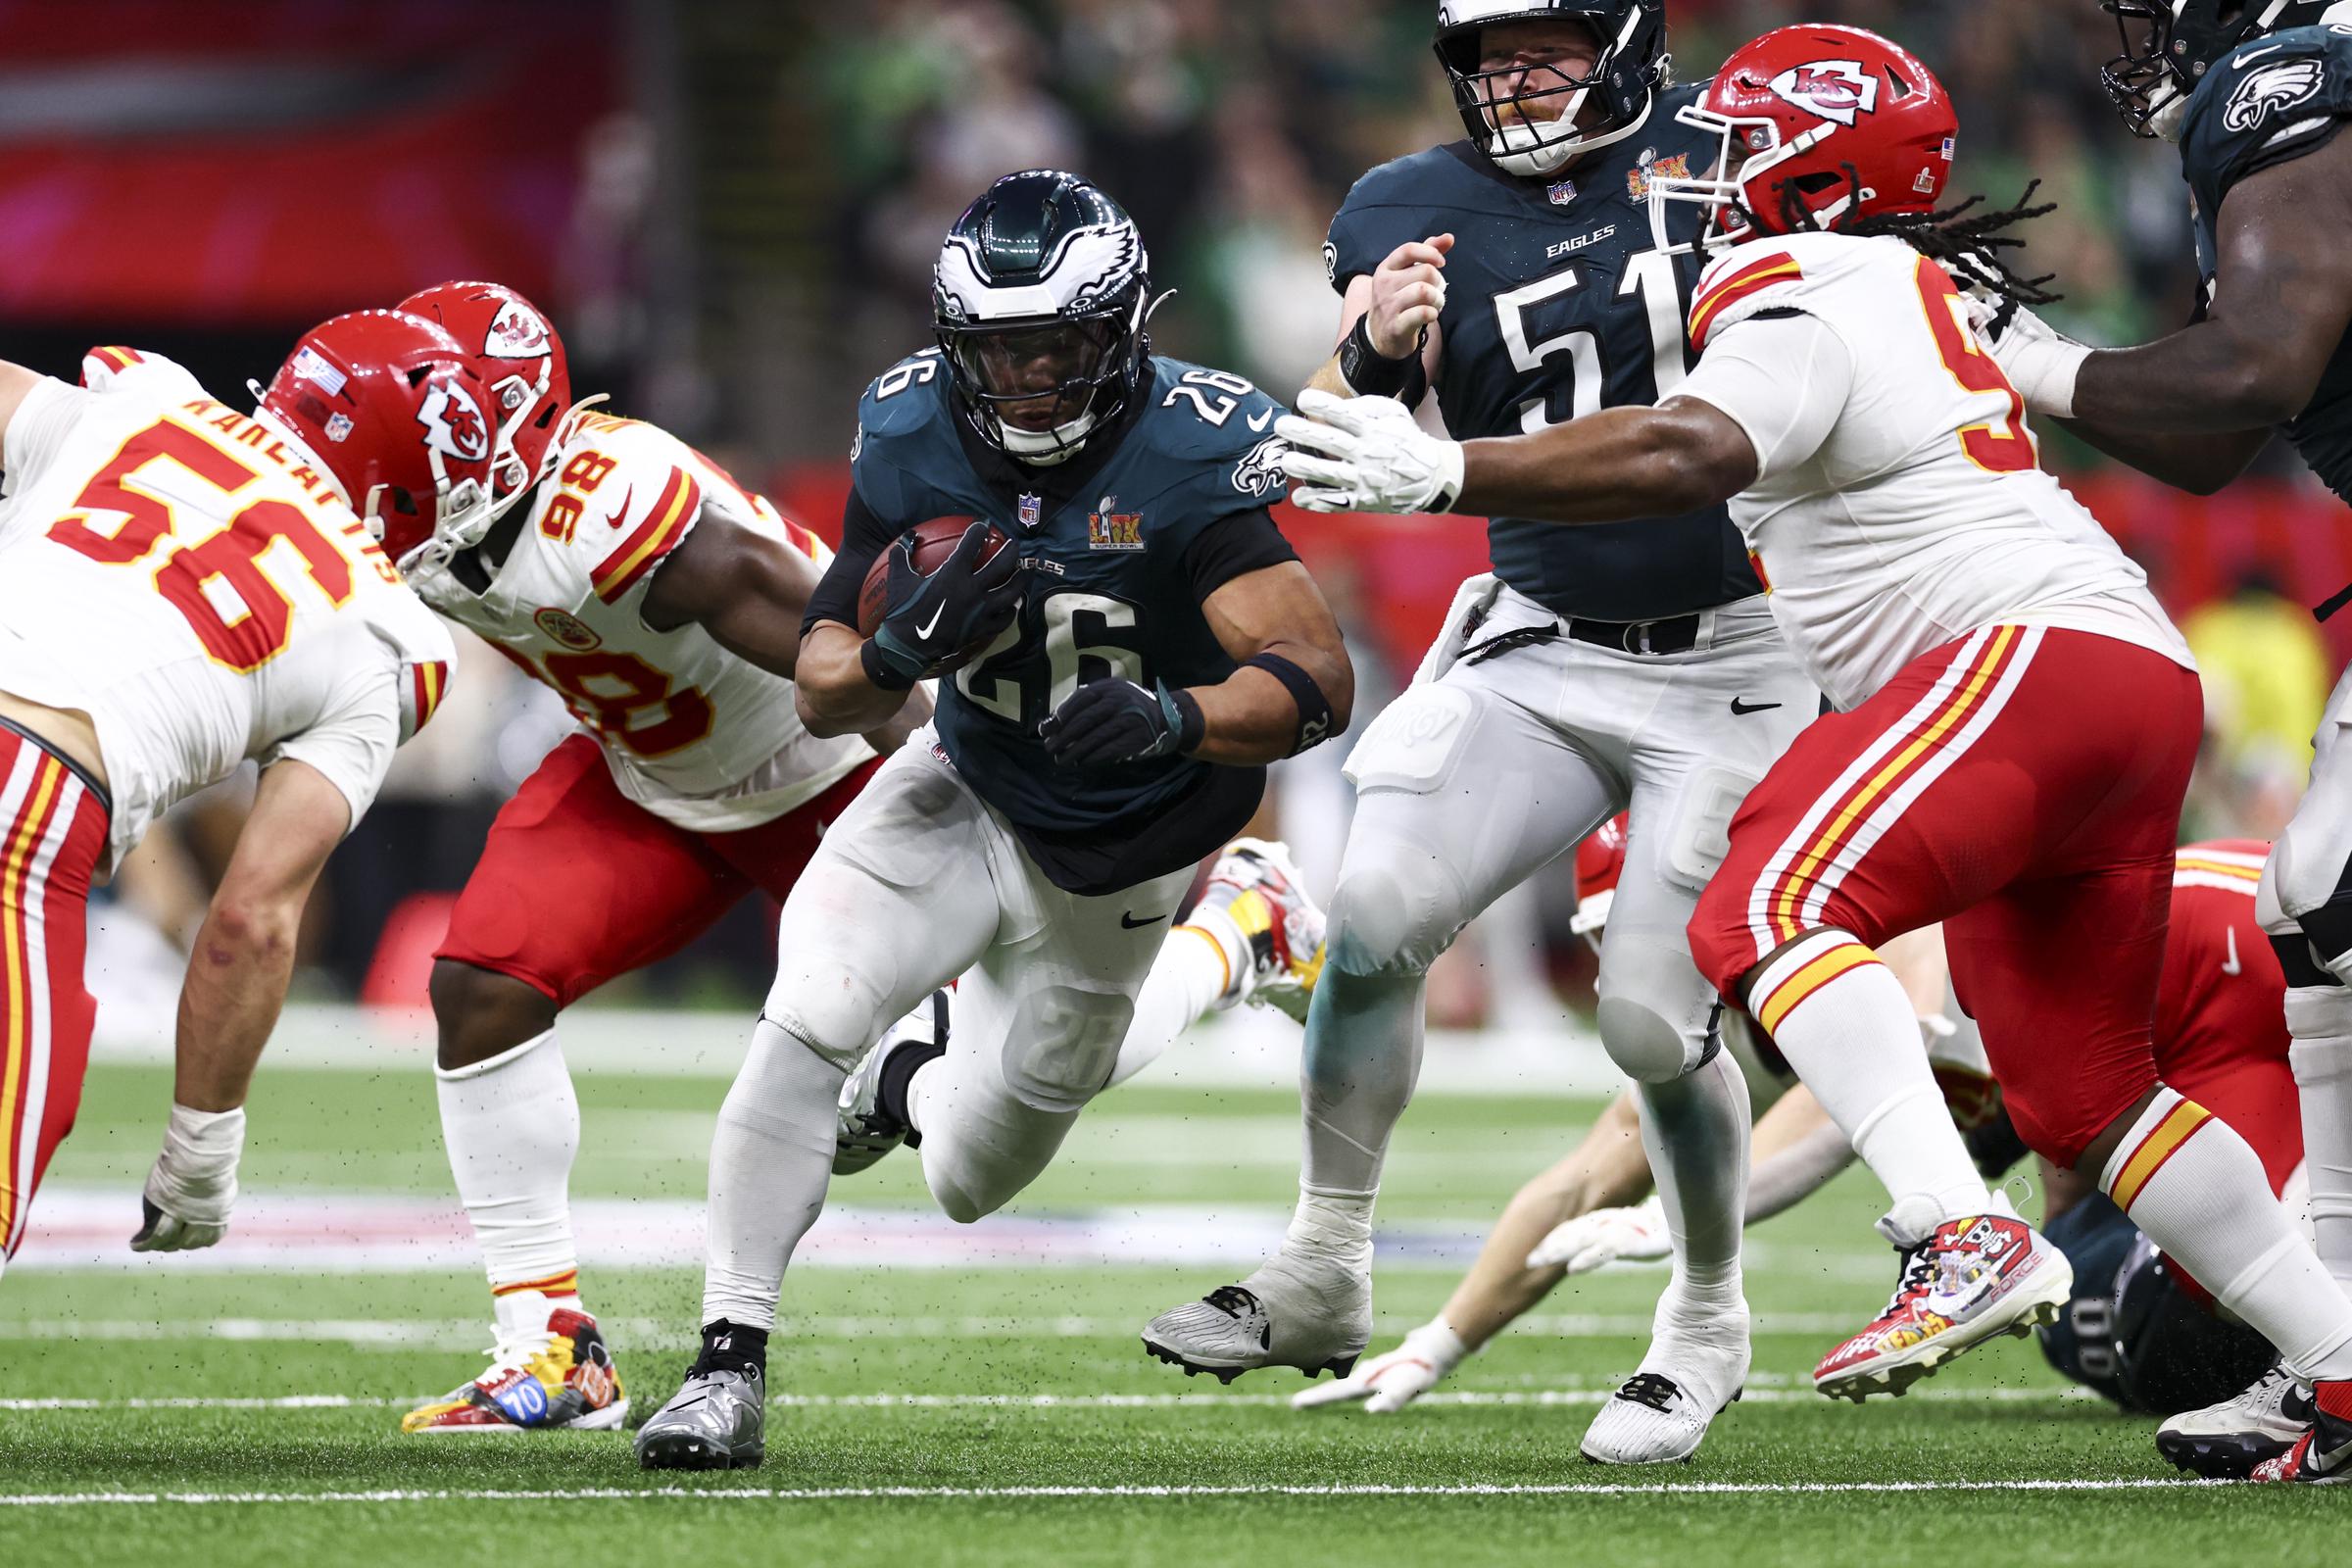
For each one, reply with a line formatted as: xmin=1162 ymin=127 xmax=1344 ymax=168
xmin=4 ymin=1061 xmax=2337 ymax=1566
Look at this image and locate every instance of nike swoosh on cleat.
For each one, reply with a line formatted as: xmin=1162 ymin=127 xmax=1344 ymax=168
xmin=1121 ymin=911 xmax=1167 ymax=928
xmin=915 ymin=603 xmax=947 ymax=640
xmin=1729 ymin=698 xmax=1782 ymax=715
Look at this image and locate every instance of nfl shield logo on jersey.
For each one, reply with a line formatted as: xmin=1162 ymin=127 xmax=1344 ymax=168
xmin=1547 ymin=177 xmax=1578 ymax=206
xmin=1018 ymin=492 xmax=1044 ymax=531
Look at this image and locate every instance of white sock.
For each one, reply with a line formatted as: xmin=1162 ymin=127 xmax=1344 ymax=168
xmin=700 ymin=1017 xmax=845 ymax=1332
xmin=1748 ymin=931 xmax=1991 ymax=1220
xmin=1638 ymin=1047 xmax=1749 ymax=1301
xmin=2286 ymin=990 xmax=2352 ymax=1292
xmin=2104 ymin=1088 xmax=2352 ymax=1384
xmin=1108 ymin=926 xmax=1233 ymax=1089
xmin=436 ymin=1029 xmax=581 ymax=1297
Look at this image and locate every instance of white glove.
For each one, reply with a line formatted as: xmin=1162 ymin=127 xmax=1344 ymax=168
xmin=1525 ymin=1195 xmax=1670 ymax=1273
xmin=1968 ymin=293 xmax=2089 ymax=421
xmin=1277 ymin=388 xmax=1465 ymax=514
xmin=131 ymin=1102 xmax=245 ymax=1252
xmin=1290 ymin=1319 xmax=1465 ymax=1415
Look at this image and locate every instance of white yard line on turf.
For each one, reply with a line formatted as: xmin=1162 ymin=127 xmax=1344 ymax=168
xmin=0 ymin=1388 xmax=2093 ymax=1412
xmin=0 ymin=1311 xmax=1872 ymax=1347
xmin=0 ymin=1480 xmax=2223 ymax=1507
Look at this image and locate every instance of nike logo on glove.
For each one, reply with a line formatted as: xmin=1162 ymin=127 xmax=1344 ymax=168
xmin=916 ymin=603 xmax=947 ymax=640
xmin=1729 ymin=698 xmax=1783 ymax=716
xmin=1121 ymin=911 xmax=1166 ymax=929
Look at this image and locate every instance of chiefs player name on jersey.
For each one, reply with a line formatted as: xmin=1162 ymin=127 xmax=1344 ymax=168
xmin=415 ymin=406 xmax=866 ymax=834
xmin=1674 ymin=230 xmax=2194 ymax=710
xmin=0 ymin=349 xmax=454 ymax=869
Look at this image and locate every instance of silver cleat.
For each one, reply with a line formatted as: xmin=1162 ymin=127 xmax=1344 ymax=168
xmin=1142 ymin=1250 xmax=1369 ymax=1384
xmin=633 ymin=1364 xmax=764 ymax=1471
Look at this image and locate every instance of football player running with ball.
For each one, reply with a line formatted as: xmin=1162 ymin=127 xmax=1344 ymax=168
xmin=631 ymin=170 xmax=1352 ymax=1470
xmin=1145 ymin=0 xmax=1816 ymax=1467
xmin=1278 ymin=24 xmax=2352 ymax=1466
xmin=381 ymin=284 xmax=1322 ymax=1436
xmin=1983 ymin=0 xmax=2352 ymax=1483
xmin=0 ymin=317 xmax=466 ymax=1276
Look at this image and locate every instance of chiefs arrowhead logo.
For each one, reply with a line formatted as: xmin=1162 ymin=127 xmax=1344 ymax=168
xmin=416 ymin=377 xmax=491 ymax=463
xmin=1769 ymin=60 xmax=1881 ymax=126
xmin=484 ymin=298 xmax=553 ymax=360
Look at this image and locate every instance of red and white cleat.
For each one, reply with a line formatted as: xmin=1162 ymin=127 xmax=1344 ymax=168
xmin=402 ymin=1297 xmax=628 ymax=1433
xmin=1194 ymin=838 xmax=1326 ymax=1021
xmin=1813 ymin=1202 xmax=2072 ymax=1401
xmin=2252 ymin=1383 xmax=2352 ymax=1483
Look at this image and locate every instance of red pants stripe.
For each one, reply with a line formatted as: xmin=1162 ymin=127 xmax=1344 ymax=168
xmin=0 ymin=728 xmax=109 ymax=1261
xmin=1691 ymin=627 xmax=2203 ymax=1167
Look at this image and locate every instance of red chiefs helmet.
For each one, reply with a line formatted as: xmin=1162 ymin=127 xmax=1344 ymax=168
xmin=395 ymin=280 xmax=571 ymax=513
xmin=1647 ymin=24 xmax=1958 ymax=253
xmin=1570 ymin=813 xmax=1629 ymax=946
xmin=259 ymin=310 xmax=499 ymax=571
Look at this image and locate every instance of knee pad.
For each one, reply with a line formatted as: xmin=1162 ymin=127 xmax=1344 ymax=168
xmin=2267 ymin=822 xmax=2352 ymax=963
xmin=761 ymin=956 xmax=894 ymax=1075
xmin=1594 ymin=935 xmax=1719 ymax=1082
xmin=1001 ymin=983 xmax=1131 ymax=1114
xmin=1326 ymin=844 xmax=1469 ymax=981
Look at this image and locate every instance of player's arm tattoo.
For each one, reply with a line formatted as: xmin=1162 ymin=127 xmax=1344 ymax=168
xmin=1188 ymin=561 xmax=1354 ymax=765
xmin=2073 ymin=133 xmax=2352 ymax=441
xmin=1454 ymin=396 xmax=1757 ymax=523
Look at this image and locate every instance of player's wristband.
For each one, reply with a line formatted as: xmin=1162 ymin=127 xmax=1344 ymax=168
xmin=860 ymin=634 xmax=919 ymax=692
xmin=1164 ymin=684 xmax=1206 ymax=755
xmin=1337 ymin=315 xmax=1430 ymax=405
xmin=1244 ymin=652 xmax=1337 ymax=756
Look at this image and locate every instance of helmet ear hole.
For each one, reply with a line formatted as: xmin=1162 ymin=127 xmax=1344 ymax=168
xmin=1884 ymin=66 xmax=1915 ymax=100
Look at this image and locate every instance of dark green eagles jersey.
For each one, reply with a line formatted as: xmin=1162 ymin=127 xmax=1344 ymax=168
xmin=1325 ymin=81 xmax=1761 ymax=621
xmin=814 ymin=352 xmax=1298 ymax=895
xmin=2182 ymin=22 xmax=2352 ymax=503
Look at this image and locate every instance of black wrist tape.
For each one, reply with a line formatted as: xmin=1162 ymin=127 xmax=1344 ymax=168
xmin=1338 ymin=314 xmax=1430 ymax=405
xmin=1168 ymin=685 xmax=1206 ymax=754
xmin=859 ymin=636 xmax=916 ymax=692
xmin=1244 ymin=652 xmax=1336 ymax=756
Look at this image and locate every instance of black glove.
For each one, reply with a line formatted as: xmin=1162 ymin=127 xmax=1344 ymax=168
xmin=1039 ymin=677 xmax=1204 ymax=767
xmin=864 ymin=522 xmax=1023 ymax=689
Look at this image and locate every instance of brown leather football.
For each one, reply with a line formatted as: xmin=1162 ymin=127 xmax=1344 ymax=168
xmin=857 ymin=514 xmax=1010 ymax=637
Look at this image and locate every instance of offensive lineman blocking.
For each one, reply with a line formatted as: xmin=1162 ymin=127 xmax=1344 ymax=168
xmin=1278 ymin=23 xmax=2352 ymax=1472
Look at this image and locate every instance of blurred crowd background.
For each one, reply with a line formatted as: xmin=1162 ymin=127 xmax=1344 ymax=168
xmin=4 ymin=0 xmax=2345 ymax=1028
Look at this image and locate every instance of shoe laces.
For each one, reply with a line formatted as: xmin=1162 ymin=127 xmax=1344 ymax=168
xmin=1879 ymin=1244 xmax=1936 ymax=1320
xmin=1614 ymin=1371 xmax=1684 ymax=1413
xmin=480 ymin=1326 xmax=561 ymax=1381
xmin=1202 ymin=1285 xmax=1261 ymax=1319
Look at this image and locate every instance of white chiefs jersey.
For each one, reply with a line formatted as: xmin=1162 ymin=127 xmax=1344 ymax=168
xmin=1677 ymin=232 xmax=2193 ymax=711
xmin=418 ymin=408 xmax=865 ymax=833
xmin=0 ymin=349 xmax=455 ymax=871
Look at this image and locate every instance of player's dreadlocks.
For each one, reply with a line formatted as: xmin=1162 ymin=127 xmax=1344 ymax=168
xmin=1767 ymin=167 xmax=2065 ymax=308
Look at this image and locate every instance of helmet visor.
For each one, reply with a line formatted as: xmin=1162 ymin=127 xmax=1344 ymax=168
xmin=947 ymin=318 xmax=1120 ymax=433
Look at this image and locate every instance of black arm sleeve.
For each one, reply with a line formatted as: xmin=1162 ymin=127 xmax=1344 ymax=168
xmin=1179 ymin=508 xmax=1298 ymax=605
xmin=800 ymin=488 xmax=903 ymax=638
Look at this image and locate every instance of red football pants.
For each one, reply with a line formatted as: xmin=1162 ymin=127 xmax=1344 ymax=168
xmin=0 ymin=725 xmax=109 ymax=1261
xmin=1690 ymin=625 xmax=2203 ymax=1167
xmin=437 ymin=736 xmax=882 ymax=1007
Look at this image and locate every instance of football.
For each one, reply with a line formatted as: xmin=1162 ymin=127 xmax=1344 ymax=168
xmin=856 ymin=514 xmax=1011 ymax=638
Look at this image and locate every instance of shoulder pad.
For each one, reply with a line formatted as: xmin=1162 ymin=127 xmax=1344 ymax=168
xmin=1689 ymin=233 xmax=1891 ymax=352
xmin=524 ymin=415 xmax=710 ymax=605
xmin=77 ymin=346 xmax=204 ymax=401
xmin=856 ymin=349 xmax=955 ymax=442
xmin=1137 ymin=360 xmax=1292 ymax=508
xmin=2183 ymin=24 xmax=2352 ymax=196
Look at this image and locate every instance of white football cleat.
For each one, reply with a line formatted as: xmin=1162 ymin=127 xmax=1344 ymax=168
xmin=1193 ymin=839 xmax=1326 ymax=1021
xmin=1143 ymin=1249 xmax=1369 ymax=1383
xmin=2159 ymin=1364 xmax=2312 ymax=1478
xmin=1580 ymin=1291 xmax=1749 ymax=1464
xmin=833 ymin=991 xmax=950 ymax=1176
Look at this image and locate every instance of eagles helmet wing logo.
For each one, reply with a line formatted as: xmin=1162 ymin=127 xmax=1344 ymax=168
xmin=2224 ymin=58 xmax=2328 ymax=132
xmin=1768 ymin=61 xmax=1881 ymax=126
xmin=1233 ymin=434 xmax=1289 ymax=499
xmin=416 ymin=378 xmax=491 ymax=463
